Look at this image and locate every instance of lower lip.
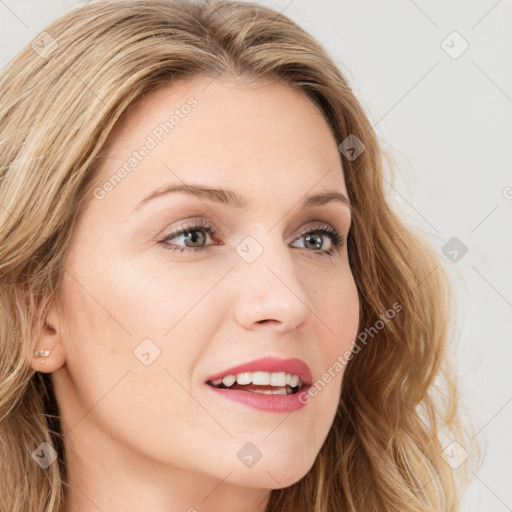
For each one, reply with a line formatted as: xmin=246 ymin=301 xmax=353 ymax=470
xmin=206 ymin=384 xmax=311 ymax=413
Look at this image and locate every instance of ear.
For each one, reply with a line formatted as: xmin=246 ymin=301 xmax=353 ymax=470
xmin=28 ymin=303 xmax=67 ymax=374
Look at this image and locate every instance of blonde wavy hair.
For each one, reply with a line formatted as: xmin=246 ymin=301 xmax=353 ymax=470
xmin=0 ymin=0 xmax=478 ymax=510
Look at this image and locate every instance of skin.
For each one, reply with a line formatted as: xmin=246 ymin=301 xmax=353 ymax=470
xmin=30 ymin=75 xmax=360 ymax=512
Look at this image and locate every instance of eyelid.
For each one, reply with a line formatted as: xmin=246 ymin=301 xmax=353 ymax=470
xmin=294 ymin=220 xmax=339 ymax=235
xmin=161 ymin=217 xmax=344 ymax=241
xmin=160 ymin=217 xmax=217 ymax=242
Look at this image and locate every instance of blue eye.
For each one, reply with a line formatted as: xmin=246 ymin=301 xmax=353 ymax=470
xmin=159 ymin=219 xmax=346 ymax=257
xmin=159 ymin=219 xmax=218 ymax=254
xmin=292 ymin=225 xmax=345 ymax=255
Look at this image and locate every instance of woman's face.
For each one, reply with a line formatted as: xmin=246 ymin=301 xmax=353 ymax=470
xmin=45 ymin=76 xmax=359 ymax=494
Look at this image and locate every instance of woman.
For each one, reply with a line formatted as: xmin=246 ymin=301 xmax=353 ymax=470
xmin=0 ymin=0 xmax=476 ymax=510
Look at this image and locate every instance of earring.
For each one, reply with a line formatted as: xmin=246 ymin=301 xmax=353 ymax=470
xmin=34 ymin=349 xmax=51 ymax=364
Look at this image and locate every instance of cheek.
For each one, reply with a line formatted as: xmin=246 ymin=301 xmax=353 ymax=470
xmin=310 ymin=269 xmax=360 ymax=396
xmin=55 ymin=270 xmax=209 ymax=457
xmin=314 ymin=267 xmax=360 ymax=348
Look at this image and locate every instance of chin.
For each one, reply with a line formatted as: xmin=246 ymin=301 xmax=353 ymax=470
xmin=226 ymin=450 xmax=317 ymax=490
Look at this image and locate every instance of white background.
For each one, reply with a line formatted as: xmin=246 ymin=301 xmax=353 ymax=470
xmin=1 ymin=1 xmax=511 ymax=509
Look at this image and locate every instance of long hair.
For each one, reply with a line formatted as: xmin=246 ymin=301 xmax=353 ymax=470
xmin=0 ymin=1 xmax=478 ymax=510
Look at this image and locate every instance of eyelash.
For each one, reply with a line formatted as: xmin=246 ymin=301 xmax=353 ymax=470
xmin=159 ymin=218 xmax=346 ymax=259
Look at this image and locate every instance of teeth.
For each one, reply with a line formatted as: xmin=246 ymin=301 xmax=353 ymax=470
xmin=211 ymin=371 xmax=303 ymax=390
xmin=252 ymin=371 xmax=269 ymax=385
xmin=289 ymin=374 xmax=299 ymax=388
xmin=222 ymin=375 xmax=236 ymax=387
xmin=251 ymin=388 xmax=288 ymax=395
xmin=269 ymin=372 xmax=287 ymax=386
xmin=236 ymin=372 xmax=252 ymax=385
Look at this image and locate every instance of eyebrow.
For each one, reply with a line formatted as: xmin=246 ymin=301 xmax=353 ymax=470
xmin=133 ymin=183 xmax=351 ymax=212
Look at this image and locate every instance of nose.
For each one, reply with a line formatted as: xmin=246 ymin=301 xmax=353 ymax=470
xmin=232 ymin=234 xmax=313 ymax=333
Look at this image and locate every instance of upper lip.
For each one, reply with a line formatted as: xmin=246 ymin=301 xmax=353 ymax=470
xmin=205 ymin=356 xmax=312 ymax=386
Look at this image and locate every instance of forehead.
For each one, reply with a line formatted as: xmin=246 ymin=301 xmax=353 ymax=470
xmin=89 ymin=76 xmax=347 ymax=214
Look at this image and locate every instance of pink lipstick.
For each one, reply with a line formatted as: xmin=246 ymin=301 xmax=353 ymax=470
xmin=205 ymin=356 xmax=312 ymax=413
